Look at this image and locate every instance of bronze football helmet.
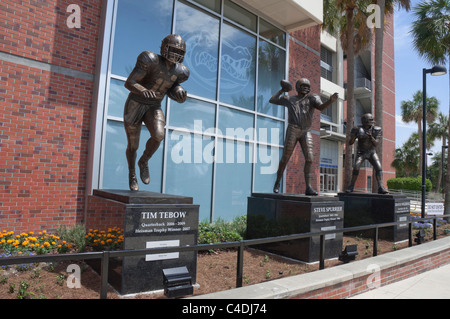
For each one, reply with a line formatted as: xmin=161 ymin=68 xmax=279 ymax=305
xmin=161 ymin=34 xmax=186 ymax=64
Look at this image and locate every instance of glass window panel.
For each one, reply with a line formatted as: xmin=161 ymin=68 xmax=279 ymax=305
xmin=214 ymin=140 xmax=253 ymax=221
xmin=259 ymin=19 xmax=286 ymax=47
xmin=166 ymin=131 xmax=214 ymax=221
xmin=218 ymin=106 xmax=254 ymax=140
xmin=107 ymin=78 xmax=128 ymax=118
xmin=257 ymin=39 xmax=286 ymax=118
xmin=223 ymin=0 xmax=256 ymax=32
xmin=220 ymin=23 xmax=256 ymax=110
xmin=257 ymin=116 xmax=284 ymax=146
xmin=102 ymin=120 xmax=163 ymax=192
xmin=191 ymin=0 xmax=221 ymax=13
xmin=111 ymin=0 xmax=173 ymax=77
xmin=254 ymin=145 xmax=281 ymax=193
xmin=169 ymin=97 xmax=215 ymax=132
xmin=175 ymin=1 xmax=220 ymax=100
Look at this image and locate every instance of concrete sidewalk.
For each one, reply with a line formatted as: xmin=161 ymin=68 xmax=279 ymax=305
xmin=349 ymin=262 xmax=450 ymax=299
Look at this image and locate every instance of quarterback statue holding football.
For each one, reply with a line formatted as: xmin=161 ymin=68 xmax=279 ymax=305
xmin=270 ymin=79 xmax=338 ymax=195
xmin=124 ymin=34 xmax=189 ymax=191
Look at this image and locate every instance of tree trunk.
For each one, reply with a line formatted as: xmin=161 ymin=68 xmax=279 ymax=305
xmin=373 ymin=0 xmax=385 ymax=192
xmin=344 ymin=8 xmax=355 ymax=189
xmin=436 ymin=136 xmax=446 ymax=192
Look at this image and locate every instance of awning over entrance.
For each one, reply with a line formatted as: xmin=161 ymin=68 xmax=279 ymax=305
xmin=233 ymin=0 xmax=323 ymax=31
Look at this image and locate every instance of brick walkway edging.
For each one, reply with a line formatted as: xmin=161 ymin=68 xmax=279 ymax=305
xmin=189 ymin=236 xmax=450 ymax=299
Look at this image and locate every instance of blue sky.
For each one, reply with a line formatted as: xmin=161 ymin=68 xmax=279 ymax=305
xmin=394 ymin=0 xmax=450 ymax=157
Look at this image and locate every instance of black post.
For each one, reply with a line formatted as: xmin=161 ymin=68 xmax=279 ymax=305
xmin=100 ymin=251 xmax=110 ymax=299
xmin=319 ymin=235 xmax=325 ymax=270
xmin=422 ymin=68 xmax=427 ymax=219
xmin=236 ymin=242 xmax=244 ymax=288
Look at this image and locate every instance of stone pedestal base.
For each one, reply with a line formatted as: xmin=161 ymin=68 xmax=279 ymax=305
xmin=86 ymin=189 xmax=199 ymax=295
xmin=246 ymin=193 xmax=344 ymax=263
xmin=337 ymin=192 xmax=410 ymax=242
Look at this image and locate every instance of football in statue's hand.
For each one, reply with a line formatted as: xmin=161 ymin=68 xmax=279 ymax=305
xmin=169 ymin=85 xmax=187 ymax=103
xmin=280 ymin=80 xmax=292 ymax=92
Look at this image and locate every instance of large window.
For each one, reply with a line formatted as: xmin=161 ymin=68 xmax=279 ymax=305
xmin=100 ymin=0 xmax=287 ymax=222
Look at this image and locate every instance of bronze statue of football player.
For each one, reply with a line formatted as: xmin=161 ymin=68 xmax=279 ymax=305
xmin=345 ymin=113 xmax=388 ymax=194
xmin=270 ymin=79 xmax=338 ymax=195
xmin=124 ymin=34 xmax=189 ymax=191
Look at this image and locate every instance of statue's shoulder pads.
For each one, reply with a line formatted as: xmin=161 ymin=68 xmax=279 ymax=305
xmin=136 ymin=51 xmax=159 ymax=70
xmin=175 ymin=63 xmax=190 ymax=83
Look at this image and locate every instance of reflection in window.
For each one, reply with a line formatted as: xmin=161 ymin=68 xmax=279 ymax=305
xmin=220 ymin=23 xmax=256 ymax=110
xmin=257 ymin=116 xmax=284 ymax=145
xmin=259 ymin=19 xmax=286 ymax=47
xmin=107 ymin=78 xmax=128 ymax=118
xmin=214 ymin=140 xmax=253 ymax=221
xmin=257 ymin=40 xmax=286 ymax=118
xmin=166 ymin=131 xmax=213 ymax=221
xmin=175 ymin=1 xmax=220 ymax=100
xmin=170 ymin=97 xmax=216 ymax=132
xmin=218 ymin=106 xmax=254 ymax=140
xmin=103 ymin=121 xmax=163 ymax=192
xmin=254 ymin=145 xmax=281 ymax=193
xmin=223 ymin=0 xmax=257 ymax=32
xmin=111 ymin=0 xmax=173 ymax=77
xmin=191 ymin=0 xmax=221 ymax=13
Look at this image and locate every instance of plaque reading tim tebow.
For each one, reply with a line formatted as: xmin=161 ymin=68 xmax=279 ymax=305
xmin=122 ymin=205 xmax=199 ymax=294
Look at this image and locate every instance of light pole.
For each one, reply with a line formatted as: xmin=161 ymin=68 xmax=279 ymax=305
xmin=422 ymin=65 xmax=447 ymax=218
xmin=442 ymin=145 xmax=448 ymax=195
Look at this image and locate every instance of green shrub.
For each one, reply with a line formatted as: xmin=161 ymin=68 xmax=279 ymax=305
xmin=198 ymin=215 xmax=246 ymax=244
xmin=387 ymin=176 xmax=432 ymax=192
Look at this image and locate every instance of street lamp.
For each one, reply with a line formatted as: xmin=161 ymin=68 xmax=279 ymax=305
xmin=422 ymin=65 xmax=447 ymax=218
xmin=442 ymin=145 xmax=448 ymax=195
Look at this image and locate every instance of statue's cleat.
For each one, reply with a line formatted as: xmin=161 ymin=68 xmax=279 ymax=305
xmin=138 ymin=158 xmax=150 ymax=184
xmin=378 ymin=186 xmax=389 ymax=194
xmin=129 ymin=172 xmax=139 ymax=191
xmin=305 ymin=186 xmax=318 ymax=196
xmin=273 ymin=181 xmax=280 ymax=194
xmin=345 ymin=186 xmax=354 ymax=193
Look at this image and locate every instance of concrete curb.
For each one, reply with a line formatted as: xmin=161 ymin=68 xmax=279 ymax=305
xmin=189 ymin=236 xmax=450 ymax=299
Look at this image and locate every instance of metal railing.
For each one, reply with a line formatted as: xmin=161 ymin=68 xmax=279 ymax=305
xmin=1 ymin=214 xmax=449 ymax=299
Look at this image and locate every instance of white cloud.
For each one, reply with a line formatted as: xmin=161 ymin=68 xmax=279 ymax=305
xmin=395 ymin=114 xmax=417 ymax=130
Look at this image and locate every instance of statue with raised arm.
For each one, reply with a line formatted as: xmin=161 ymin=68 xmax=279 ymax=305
xmin=270 ymin=78 xmax=338 ymax=195
xmin=345 ymin=113 xmax=388 ymax=194
xmin=124 ymin=34 xmax=189 ymax=191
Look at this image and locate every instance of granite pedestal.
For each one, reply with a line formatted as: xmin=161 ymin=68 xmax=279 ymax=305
xmin=337 ymin=192 xmax=410 ymax=242
xmin=86 ymin=189 xmax=199 ymax=295
xmin=246 ymin=193 xmax=344 ymax=263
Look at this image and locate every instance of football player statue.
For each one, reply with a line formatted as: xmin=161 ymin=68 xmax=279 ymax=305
xmin=124 ymin=34 xmax=189 ymax=191
xmin=270 ymin=78 xmax=338 ymax=195
xmin=345 ymin=113 xmax=389 ymax=194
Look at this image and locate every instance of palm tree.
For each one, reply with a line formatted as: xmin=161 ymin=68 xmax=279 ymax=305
xmin=392 ymin=133 xmax=420 ymax=177
xmin=428 ymin=112 xmax=449 ymax=191
xmin=400 ymin=90 xmax=439 ymax=174
xmin=323 ymin=0 xmax=372 ymax=188
xmin=410 ymin=0 xmax=450 ymax=209
xmin=373 ymin=2 xmax=411 ymax=148
xmin=372 ymin=0 xmax=411 ymax=191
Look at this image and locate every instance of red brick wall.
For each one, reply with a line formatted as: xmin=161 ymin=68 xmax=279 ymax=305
xmin=0 ymin=0 xmax=102 ymax=233
xmin=285 ymin=26 xmax=322 ymax=194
